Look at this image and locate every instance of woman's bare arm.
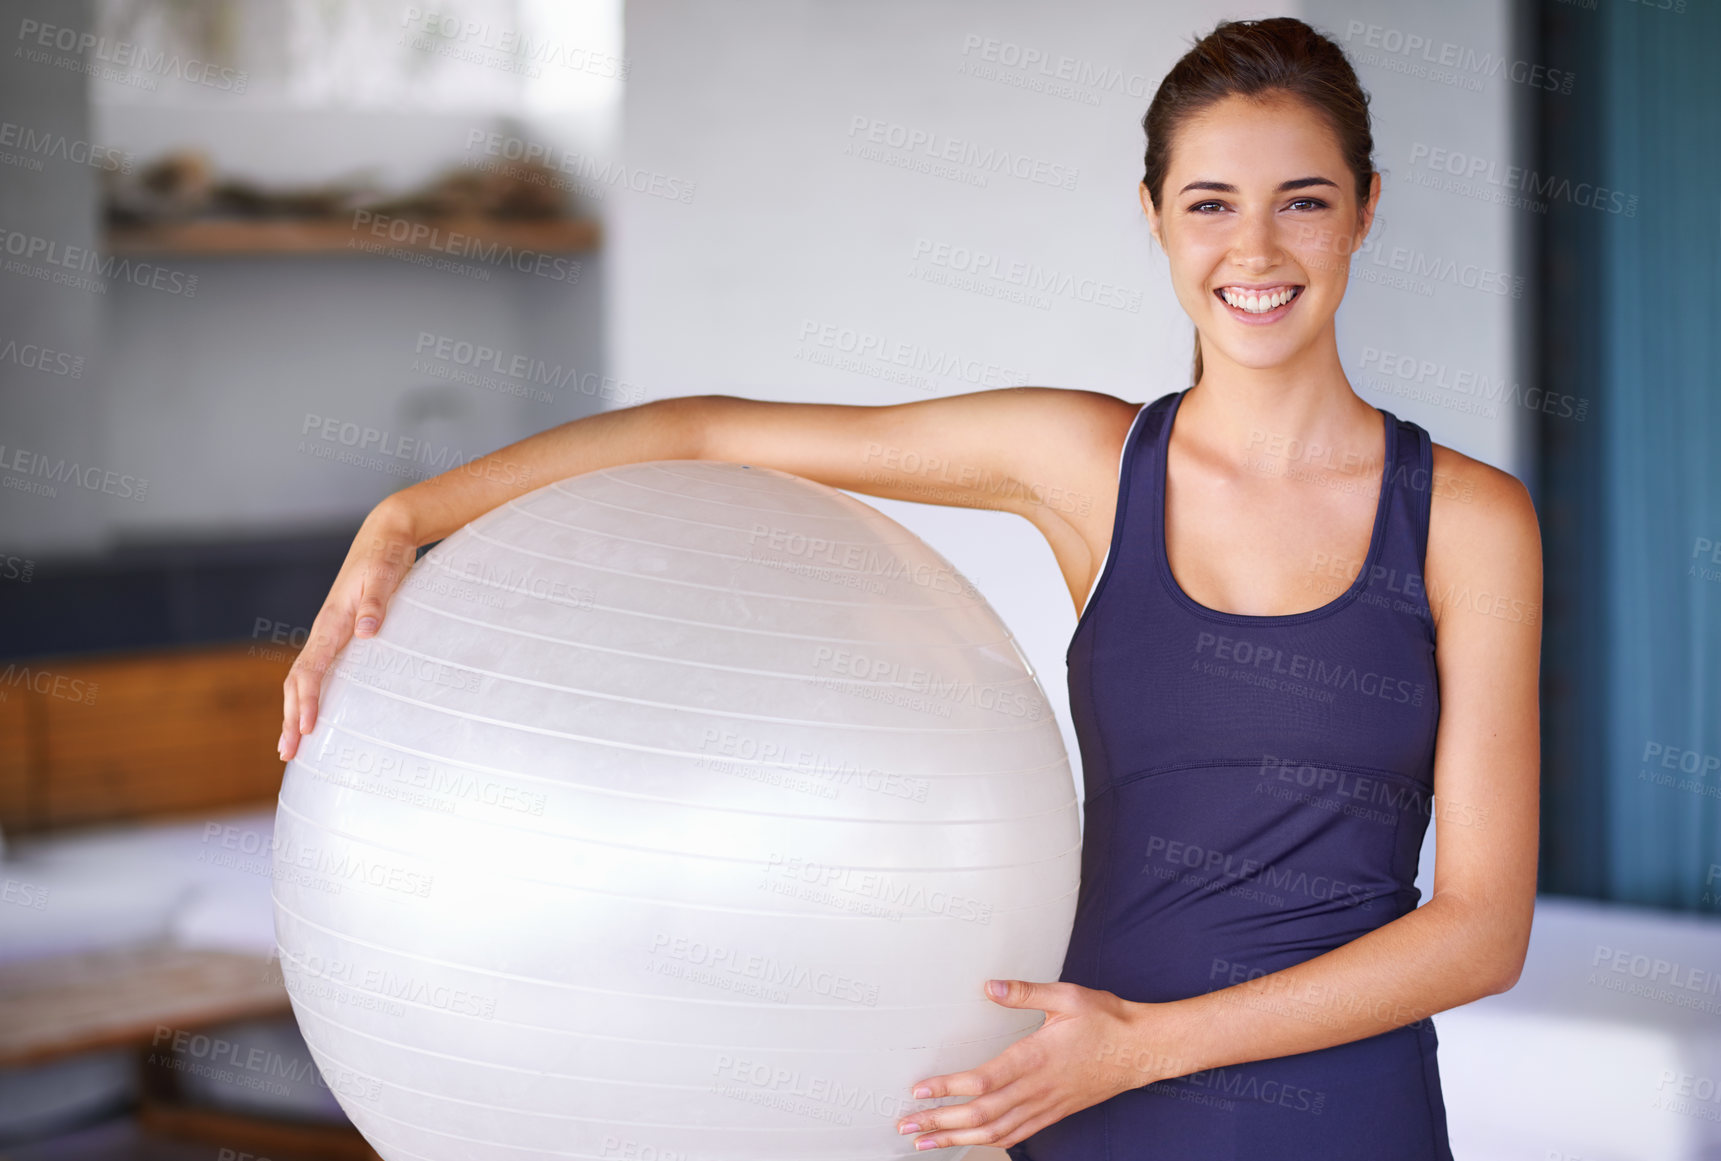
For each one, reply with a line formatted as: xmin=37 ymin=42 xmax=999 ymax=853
xmin=279 ymin=387 xmax=1140 ymax=759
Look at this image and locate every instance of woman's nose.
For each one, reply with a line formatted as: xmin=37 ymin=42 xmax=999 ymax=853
xmin=1229 ymin=212 xmax=1287 ymax=269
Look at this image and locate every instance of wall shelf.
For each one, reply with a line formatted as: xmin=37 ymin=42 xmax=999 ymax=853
xmin=103 ymin=216 xmax=601 ymax=257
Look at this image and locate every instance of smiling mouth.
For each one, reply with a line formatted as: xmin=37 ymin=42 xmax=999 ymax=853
xmin=1214 ymin=285 xmax=1304 ymax=314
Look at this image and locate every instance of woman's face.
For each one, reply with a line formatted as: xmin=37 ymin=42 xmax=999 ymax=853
xmin=1141 ymin=92 xmax=1380 ymax=376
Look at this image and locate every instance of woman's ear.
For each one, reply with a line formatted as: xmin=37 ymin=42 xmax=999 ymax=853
xmin=1140 ymin=182 xmax=1163 ymax=253
xmin=1353 ymin=171 xmax=1383 ymax=254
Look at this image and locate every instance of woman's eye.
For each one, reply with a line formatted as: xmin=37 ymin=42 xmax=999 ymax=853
xmin=1187 ymin=198 xmax=1328 ymax=214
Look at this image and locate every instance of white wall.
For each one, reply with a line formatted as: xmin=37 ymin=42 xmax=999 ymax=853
xmin=0 ymin=0 xmax=110 ymax=557
xmin=610 ymin=0 xmax=1528 ymax=820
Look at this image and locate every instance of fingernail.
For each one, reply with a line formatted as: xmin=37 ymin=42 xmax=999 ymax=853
xmin=897 ymin=1121 xmax=918 ymax=1135
xmin=357 ymin=617 xmax=378 ymax=635
xmin=987 ymin=979 xmax=1008 ymax=998
xmin=913 ymin=1085 xmax=932 ymax=1099
xmin=916 ymin=1140 xmax=936 ymax=1151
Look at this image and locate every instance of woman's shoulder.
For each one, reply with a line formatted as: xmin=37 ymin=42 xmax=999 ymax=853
xmin=1427 ymin=442 xmax=1537 ymax=528
xmin=991 ymin=387 xmax=1152 ymax=477
xmin=1424 ymin=440 xmax=1543 ymax=632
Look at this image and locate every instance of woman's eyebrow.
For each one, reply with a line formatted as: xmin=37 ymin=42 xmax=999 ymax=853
xmin=1177 ymin=176 xmax=1340 ymax=195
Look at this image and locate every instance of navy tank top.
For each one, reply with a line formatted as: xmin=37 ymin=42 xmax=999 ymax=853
xmin=1009 ymin=388 xmax=1452 ymax=1161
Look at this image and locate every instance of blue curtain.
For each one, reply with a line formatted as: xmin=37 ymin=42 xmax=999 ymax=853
xmin=1538 ymin=0 xmax=1721 ymax=911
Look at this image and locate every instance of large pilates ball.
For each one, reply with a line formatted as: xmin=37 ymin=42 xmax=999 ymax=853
xmin=273 ymin=459 xmax=1080 ymax=1161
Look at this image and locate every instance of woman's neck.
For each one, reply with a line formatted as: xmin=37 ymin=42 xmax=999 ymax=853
xmin=1184 ymin=345 xmax=1378 ymax=459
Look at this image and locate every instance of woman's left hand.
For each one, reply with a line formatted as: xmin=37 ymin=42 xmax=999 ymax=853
xmin=895 ymin=978 xmax=1168 ymax=1151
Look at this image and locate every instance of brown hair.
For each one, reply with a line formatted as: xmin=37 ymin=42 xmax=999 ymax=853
xmin=1140 ymin=17 xmax=1376 ymax=385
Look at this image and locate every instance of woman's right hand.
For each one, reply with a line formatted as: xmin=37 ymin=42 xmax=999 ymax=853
xmin=279 ymin=499 xmax=421 ymax=762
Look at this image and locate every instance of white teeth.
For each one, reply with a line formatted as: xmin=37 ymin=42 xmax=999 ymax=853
xmin=1220 ymin=286 xmax=1299 ymax=313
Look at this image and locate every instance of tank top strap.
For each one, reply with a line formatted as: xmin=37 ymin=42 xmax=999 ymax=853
xmin=1064 ymin=392 xmax=1178 ymax=663
xmin=1372 ymin=407 xmax=1436 ymax=626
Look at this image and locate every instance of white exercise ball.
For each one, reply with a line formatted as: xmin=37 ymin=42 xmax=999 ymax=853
xmin=273 ymin=459 xmax=1080 ymax=1161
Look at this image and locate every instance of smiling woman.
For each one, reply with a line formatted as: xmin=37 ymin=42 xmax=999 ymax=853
xmin=900 ymin=18 xmax=1537 ymax=1161
xmin=279 ymin=15 xmax=1539 ymax=1161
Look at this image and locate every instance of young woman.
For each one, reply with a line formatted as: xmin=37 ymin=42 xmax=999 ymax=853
xmin=280 ymin=17 xmax=1539 ymax=1159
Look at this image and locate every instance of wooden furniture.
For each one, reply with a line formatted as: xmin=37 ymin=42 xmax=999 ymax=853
xmin=0 ymin=943 xmax=378 ymax=1161
xmin=106 ymin=216 xmax=600 ymax=258
xmin=0 ymin=944 xmax=289 ymax=1067
xmin=0 ymin=642 xmax=377 ymax=1151
xmin=0 ymin=642 xmax=293 ymax=836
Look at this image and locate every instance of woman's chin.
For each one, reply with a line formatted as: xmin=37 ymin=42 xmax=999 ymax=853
xmin=1203 ymin=339 xmax=1312 ymax=374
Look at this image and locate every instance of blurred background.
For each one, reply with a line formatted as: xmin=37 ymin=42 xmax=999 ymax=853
xmin=0 ymin=1 xmax=1715 ymax=1159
